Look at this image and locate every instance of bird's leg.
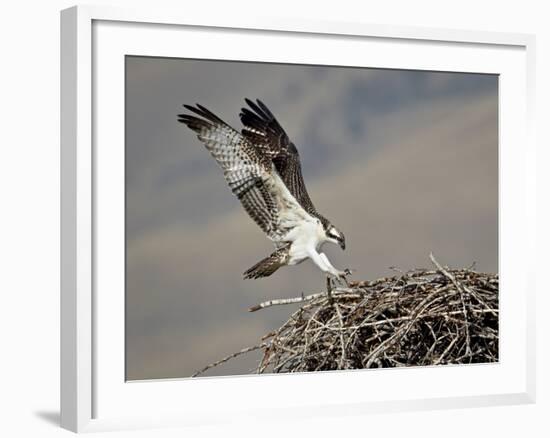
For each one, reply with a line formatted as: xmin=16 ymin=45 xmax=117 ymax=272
xmin=308 ymin=251 xmax=339 ymax=299
xmin=326 ymin=275 xmax=334 ymax=304
xmin=310 ymin=250 xmax=351 ymax=294
xmin=319 ymin=253 xmax=351 ymax=287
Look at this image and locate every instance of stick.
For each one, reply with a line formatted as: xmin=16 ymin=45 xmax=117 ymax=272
xmin=429 ymin=253 xmax=472 ymax=356
xmin=333 ymin=302 xmax=347 ymax=368
xmin=191 ymin=343 xmax=268 ymax=377
xmin=248 ymin=288 xmax=360 ymax=312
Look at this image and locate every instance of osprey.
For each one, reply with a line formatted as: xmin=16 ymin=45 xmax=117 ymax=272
xmin=178 ymin=99 xmax=350 ymax=284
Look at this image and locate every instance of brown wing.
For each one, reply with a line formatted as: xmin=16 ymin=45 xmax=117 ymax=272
xmin=178 ymin=104 xmax=311 ymax=240
xmin=239 ymin=99 xmax=320 ymax=219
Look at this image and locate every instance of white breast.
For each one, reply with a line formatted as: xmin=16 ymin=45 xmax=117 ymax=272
xmin=285 ymin=219 xmax=327 ymax=265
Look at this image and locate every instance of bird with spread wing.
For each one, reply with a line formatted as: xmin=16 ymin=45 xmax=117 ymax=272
xmin=178 ymin=99 xmax=351 ymax=285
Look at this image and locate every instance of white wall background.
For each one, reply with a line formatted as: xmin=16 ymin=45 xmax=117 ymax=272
xmin=0 ymin=0 xmax=546 ymax=437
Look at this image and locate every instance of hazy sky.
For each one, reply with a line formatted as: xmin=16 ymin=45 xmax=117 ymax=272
xmin=125 ymin=56 xmax=498 ymax=380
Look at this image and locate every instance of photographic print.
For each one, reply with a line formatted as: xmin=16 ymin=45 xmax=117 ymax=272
xmin=125 ymin=56 xmax=498 ymax=380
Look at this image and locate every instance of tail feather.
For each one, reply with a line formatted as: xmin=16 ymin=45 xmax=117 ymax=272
xmin=243 ymin=246 xmax=290 ymax=279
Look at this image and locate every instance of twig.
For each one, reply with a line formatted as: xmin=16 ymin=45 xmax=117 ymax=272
xmin=333 ymin=302 xmax=347 ymax=368
xmin=192 ymin=343 xmax=268 ymax=377
xmin=434 ymin=337 xmax=459 ymax=365
xmin=429 ymin=253 xmax=472 ymax=357
xmin=248 ymin=288 xmax=360 ymax=312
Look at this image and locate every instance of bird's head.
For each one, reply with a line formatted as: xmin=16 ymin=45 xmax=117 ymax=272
xmin=325 ymin=223 xmax=346 ymax=250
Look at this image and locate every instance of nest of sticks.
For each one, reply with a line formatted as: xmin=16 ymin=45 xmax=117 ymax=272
xmin=193 ymin=254 xmax=498 ymax=376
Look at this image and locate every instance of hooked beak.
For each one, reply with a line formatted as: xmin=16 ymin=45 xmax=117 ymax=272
xmin=339 ymin=239 xmax=346 ymax=250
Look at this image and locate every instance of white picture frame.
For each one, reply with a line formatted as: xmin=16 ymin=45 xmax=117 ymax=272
xmin=60 ymin=4 xmax=536 ymax=433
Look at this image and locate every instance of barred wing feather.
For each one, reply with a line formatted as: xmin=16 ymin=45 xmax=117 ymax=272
xmin=178 ymin=104 xmax=310 ymax=241
xmin=239 ymin=98 xmax=321 ymax=222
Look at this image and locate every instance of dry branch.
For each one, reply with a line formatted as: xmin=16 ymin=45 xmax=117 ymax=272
xmin=192 ymin=255 xmax=499 ymax=377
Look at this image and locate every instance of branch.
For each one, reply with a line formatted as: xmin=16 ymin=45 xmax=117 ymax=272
xmin=429 ymin=252 xmax=472 ymax=356
xmin=191 ymin=343 xmax=268 ymax=377
xmin=248 ymin=288 xmax=360 ymax=312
